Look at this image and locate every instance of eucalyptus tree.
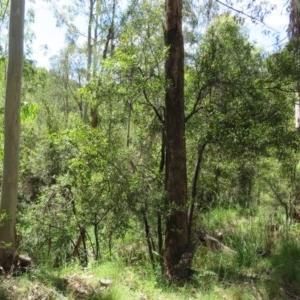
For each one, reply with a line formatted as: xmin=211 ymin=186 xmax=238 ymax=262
xmin=289 ymin=0 xmax=300 ymax=38
xmin=0 ymin=0 xmax=25 ymax=272
xmin=48 ymin=45 xmax=85 ymax=123
xmin=163 ymin=0 xmax=191 ymax=283
xmin=288 ymin=0 xmax=300 ymax=127
xmin=52 ymin=0 xmax=121 ymax=125
xmin=108 ymin=0 xmax=191 ymax=279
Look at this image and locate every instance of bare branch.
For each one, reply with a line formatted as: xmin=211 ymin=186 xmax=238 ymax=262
xmin=215 ymin=0 xmax=279 ymax=33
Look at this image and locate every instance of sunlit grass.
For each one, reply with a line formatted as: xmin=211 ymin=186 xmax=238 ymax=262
xmin=2 ymin=206 xmax=300 ymax=299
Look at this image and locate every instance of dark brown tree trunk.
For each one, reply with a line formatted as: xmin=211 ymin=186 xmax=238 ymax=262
xmin=142 ymin=209 xmax=155 ymax=268
xmin=188 ymin=143 xmax=206 ymax=241
xmin=157 ymin=126 xmax=166 ymax=267
xmin=157 ymin=210 xmax=163 ymax=266
xmin=163 ymin=0 xmax=190 ymax=283
xmin=94 ymin=222 xmax=100 ymax=261
xmin=71 ymin=227 xmax=88 ymax=267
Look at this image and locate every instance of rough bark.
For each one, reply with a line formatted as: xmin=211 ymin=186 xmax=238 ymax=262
xmin=163 ymin=0 xmax=190 ymax=283
xmin=289 ymin=0 xmax=300 ymax=39
xmin=188 ymin=143 xmax=206 ymax=241
xmin=0 ymin=0 xmax=24 ymax=263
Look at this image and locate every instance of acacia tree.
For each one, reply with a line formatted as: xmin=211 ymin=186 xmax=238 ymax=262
xmin=163 ymin=0 xmax=190 ymax=282
xmin=0 ymin=0 xmax=25 ymax=271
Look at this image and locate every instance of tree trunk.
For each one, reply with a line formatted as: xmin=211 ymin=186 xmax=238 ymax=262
xmin=188 ymin=143 xmax=206 ymax=241
xmin=0 ymin=0 xmax=24 ymax=257
xmin=94 ymin=222 xmax=100 ymax=261
xmin=157 ymin=126 xmax=166 ymax=267
xmin=163 ymin=0 xmax=190 ymax=283
xmin=82 ymin=0 xmax=95 ymax=123
xmin=288 ymin=0 xmax=300 ymax=128
xmin=142 ymin=209 xmax=155 ymax=268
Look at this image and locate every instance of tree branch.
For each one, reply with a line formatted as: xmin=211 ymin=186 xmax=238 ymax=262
xmin=215 ymin=0 xmax=279 ymax=33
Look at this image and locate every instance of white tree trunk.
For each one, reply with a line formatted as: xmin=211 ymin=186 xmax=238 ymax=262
xmin=295 ymin=99 xmax=300 ymax=128
xmin=0 ymin=0 xmax=25 ymax=251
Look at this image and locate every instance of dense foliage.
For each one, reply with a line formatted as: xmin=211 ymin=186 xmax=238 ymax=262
xmin=0 ymin=0 xmax=300 ymax=298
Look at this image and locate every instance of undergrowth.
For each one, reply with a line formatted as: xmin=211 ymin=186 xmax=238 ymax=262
xmin=1 ymin=207 xmax=300 ymax=299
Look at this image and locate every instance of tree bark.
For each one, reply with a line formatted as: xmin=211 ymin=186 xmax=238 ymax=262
xmin=0 ymin=0 xmax=24 ymax=272
xmin=83 ymin=0 xmax=95 ymax=123
xmin=142 ymin=209 xmax=155 ymax=268
xmin=288 ymin=0 xmax=300 ymax=128
xmin=163 ymin=0 xmax=190 ymax=283
xmin=157 ymin=126 xmax=166 ymax=267
xmin=188 ymin=143 xmax=206 ymax=241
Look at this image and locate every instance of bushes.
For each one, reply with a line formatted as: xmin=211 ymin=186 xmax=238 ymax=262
xmin=270 ymin=237 xmax=300 ymax=297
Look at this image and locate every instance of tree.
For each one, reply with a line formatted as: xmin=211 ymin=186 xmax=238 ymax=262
xmin=163 ymin=0 xmax=190 ymax=283
xmin=185 ymin=15 xmax=294 ymax=209
xmin=289 ymin=0 xmax=300 ymax=38
xmin=52 ymin=0 xmax=119 ymax=126
xmin=288 ymin=0 xmax=300 ymax=127
xmin=0 ymin=0 xmax=25 ymax=272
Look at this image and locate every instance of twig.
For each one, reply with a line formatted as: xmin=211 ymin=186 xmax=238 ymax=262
xmin=215 ymin=0 xmax=279 ymax=33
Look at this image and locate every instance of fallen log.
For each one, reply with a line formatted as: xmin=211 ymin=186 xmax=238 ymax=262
xmin=197 ymin=230 xmax=235 ymax=253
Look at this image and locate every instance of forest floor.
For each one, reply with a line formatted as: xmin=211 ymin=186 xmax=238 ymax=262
xmin=0 ymin=257 xmax=294 ymax=300
xmin=1 ymin=207 xmax=300 ymax=299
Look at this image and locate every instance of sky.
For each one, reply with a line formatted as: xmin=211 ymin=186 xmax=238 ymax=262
xmin=27 ymin=1 xmax=71 ymax=68
xmin=246 ymin=0 xmax=289 ymax=51
xmin=27 ymin=0 xmax=290 ymax=69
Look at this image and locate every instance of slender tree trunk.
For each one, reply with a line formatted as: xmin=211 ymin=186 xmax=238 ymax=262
xmin=289 ymin=0 xmax=300 ymax=127
xmin=126 ymin=100 xmax=133 ymax=147
xmin=94 ymin=222 xmax=100 ymax=261
xmin=0 ymin=0 xmax=24 ymax=274
xmin=89 ymin=0 xmax=101 ymax=126
xmin=80 ymin=227 xmax=88 ymax=267
xmin=157 ymin=126 xmax=166 ymax=267
xmin=142 ymin=209 xmax=155 ymax=268
xmin=163 ymin=0 xmax=190 ymax=283
xmin=157 ymin=210 xmax=163 ymax=265
xmin=93 ymin=0 xmax=101 ymax=75
xmin=83 ymin=0 xmax=95 ymax=123
xmin=0 ymin=0 xmax=24 ymax=268
xmin=188 ymin=143 xmax=206 ymax=241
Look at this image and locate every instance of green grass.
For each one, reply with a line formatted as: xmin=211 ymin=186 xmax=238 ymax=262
xmin=2 ymin=207 xmax=300 ymax=299
xmin=269 ymin=238 xmax=300 ymax=298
